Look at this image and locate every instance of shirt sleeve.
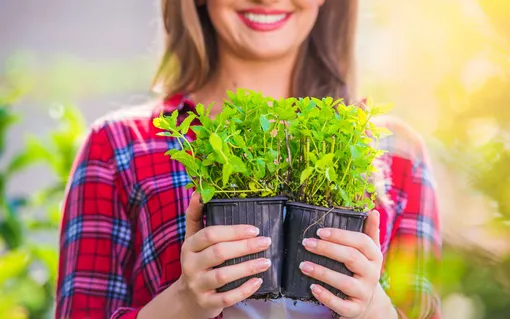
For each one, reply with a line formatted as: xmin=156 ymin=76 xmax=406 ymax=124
xmin=381 ymin=137 xmax=442 ymax=319
xmin=55 ymin=125 xmax=138 ymax=319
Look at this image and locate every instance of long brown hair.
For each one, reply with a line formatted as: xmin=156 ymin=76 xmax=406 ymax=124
xmin=153 ymin=0 xmax=358 ymax=102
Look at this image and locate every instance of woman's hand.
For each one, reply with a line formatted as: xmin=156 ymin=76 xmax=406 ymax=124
xmin=300 ymin=210 xmax=390 ymax=318
xmin=177 ymin=192 xmax=272 ymax=318
xmin=139 ymin=192 xmax=271 ymax=319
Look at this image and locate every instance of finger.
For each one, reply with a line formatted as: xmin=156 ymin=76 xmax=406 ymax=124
xmin=299 ymin=261 xmax=365 ymax=300
xmin=186 ymin=224 xmax=260 ymax=252
xmin=302 ymin=238 xmax=370 ymax=274
xmin=185 ymin=192 xmax=204 ymax=240
xmin=363 ymin=210 xmax=381 ymax=249
xmin=200 ymin=236 xmax=272 ymax=268
xmin=310 ymin=284 xmax=363 ymax=318
xmin=316 ymin=228 xmax=381 ymax=262
xmin=205 ymin=277 xmax=263 ymax=308
xmin=200 ymin=258 xmax=271 ymax=290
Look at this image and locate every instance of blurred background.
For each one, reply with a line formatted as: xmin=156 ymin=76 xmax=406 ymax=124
xmin=1 ymin=0 xmax=509 ymax=318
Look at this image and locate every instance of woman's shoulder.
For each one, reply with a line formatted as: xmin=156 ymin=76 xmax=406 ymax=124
xmin=89 ymin=101 xmax=160 ymax=138
xmin=85 ymin=94 xmax=189 ymax=149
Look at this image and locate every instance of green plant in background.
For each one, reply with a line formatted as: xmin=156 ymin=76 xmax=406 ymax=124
xmin=0 ymin=76 xmax=86 ymax=318
xmin=431 ymin=2 xmax=510 ymax=317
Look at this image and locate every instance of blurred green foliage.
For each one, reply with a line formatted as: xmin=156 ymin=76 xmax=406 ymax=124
xmin=426 ymin=1 xmax=510 ymax=317
xmin=0 ymin=70 xmax=85 ymax=318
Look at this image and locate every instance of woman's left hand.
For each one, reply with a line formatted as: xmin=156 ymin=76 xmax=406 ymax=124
xmin=300 ymin=210 xmax=384 ymax=318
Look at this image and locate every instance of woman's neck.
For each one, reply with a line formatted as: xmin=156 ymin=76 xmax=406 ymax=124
xmin=191 ymin=46 xmax=298 ymax=115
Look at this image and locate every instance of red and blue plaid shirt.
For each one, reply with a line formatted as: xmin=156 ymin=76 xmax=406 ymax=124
xmin=55 ymin=94 xmax=442 ymax=319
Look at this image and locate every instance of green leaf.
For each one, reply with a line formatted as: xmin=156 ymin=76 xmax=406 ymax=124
xmin=350 ymin=145 xmax=362 ymax=160
xmin=301 ymin=129 xmax=312 ymax=137
xmin=316 ymin=153 xmax=335 ymax=170
xmin=255 ymin=158 xmax=266 ymax=178
xmin=277 ymin=108 xmax=297 ymax=121
xmin=366 ymin=183 xmax=376 ymax=193
xmin=178 ymin=113 xmax=197 ymax=134
xmin=233 ymin=135 xmax=246 ymax=148
xmin=153 ymin=117 xmax=168 ymax=130
xmin=164 ymin=149 xmax=178 ymax=156
xmin=156 ymin=111 xmax=179 ymax=130
xmin=311 ymin=97 xmax=324 ymax=107
xmin=156 ymin=132 xmax=174 ymax=137
xmin=170 ymin=150 xmax=199 ymax=176
xmin=300 ymin=167 xmax=315 ymax=184
xmin=230 ymin=155 xmax=247 ymax=172
xmin=370 ymin=102 xmax=394 ymax=116
xmin=266 ymin=161 xmax=276 ymax=173
xmin=0 ymin=250 xmax=30 ymax=285
xmin=210 ymin=133 xmax=223 ymax=152
xmin=196 ymin=103 xmax=205 ymax=116
xmin=227 ymin=90 xmax=236 ymax=102
xmin=205 ymin=103 xmax=214 ymax=117
xmin=338 ymin=188 xmax=352 ymax=206
xmin=191 ymin=125 xmax=208 ymax=138
xmin=200 ymin=183 xmax=215 ymax=203
xmin=325 ymin=167 xmax=338 ymax=182
xmin=6 ymin=152 xmax=33 ymax=175
xmin=260 ymin=115 xmax=270 ymax=132
xmin=222 ymin=163 xmax=233 ymax=186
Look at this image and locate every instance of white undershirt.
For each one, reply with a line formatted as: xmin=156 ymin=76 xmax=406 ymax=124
xmin=224 ymin=298 xmax=334 ymax=319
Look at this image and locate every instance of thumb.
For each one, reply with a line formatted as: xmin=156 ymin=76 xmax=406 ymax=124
xmin=185 ymin=191 xmax=204 ymax=240
xmin=363 ymin=210 xmax=381 ymax=249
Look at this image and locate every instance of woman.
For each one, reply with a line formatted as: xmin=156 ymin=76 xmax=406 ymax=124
xmin=55 ymin=1 xmax=441 ymax=318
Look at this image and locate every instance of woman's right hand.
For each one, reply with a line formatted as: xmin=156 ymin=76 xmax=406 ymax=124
xmin=176 ymin=192 xmax=272 ymax=318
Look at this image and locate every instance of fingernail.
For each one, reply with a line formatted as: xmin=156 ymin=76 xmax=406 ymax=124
xmin=246 ymin=227 xmax=260 ymax=236
xmin=252 ymin=278 xmax=263 ymax=287
xmin=299 ymin=262 xmax=314 ymax=274
xmin=255 ymin=259 xmax=272 ymax=271
xmin=317 ymin=229 xmax=331 ymax=238
xmin=302 ymin=238 xmax=317 ymax=248
xmin=310 ymin=284 xmax=323 ymax=295
xmin=257 ymin=237 xmax=272 ymax=248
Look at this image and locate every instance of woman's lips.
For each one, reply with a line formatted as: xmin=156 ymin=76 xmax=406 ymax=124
xmin=238 ymin=10 xmax=292 ymax=32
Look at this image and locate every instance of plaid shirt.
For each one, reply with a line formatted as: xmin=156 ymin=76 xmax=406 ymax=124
xmin=55 ymin=93 xmax=442 ymax=319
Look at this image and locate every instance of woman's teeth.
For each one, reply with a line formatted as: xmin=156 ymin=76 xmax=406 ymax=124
xmin=243 ymin=13 xmax=287 ymax=24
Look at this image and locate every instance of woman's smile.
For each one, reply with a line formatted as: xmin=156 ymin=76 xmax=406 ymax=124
xmin=238 ymin=9 xmax=292 ymax=32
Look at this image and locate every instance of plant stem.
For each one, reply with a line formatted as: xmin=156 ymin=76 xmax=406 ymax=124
xmin=339 ymin=115 xmax=372 ymax=187
xmin=285 ymin=126 xmax=292 ymax=184
xmin=339 ymin=158 xmax=353 ymax=187
xmin=165 ymin=127 xmax=195 ymax=158
xmin=310 ymin=175 xmax=326 ymax=199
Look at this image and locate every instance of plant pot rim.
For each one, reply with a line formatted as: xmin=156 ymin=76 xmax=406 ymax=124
xmin=207 ymin=196 xmax=288 ymax=204
xmin=286 ymin=201 xmax=368 ymax=217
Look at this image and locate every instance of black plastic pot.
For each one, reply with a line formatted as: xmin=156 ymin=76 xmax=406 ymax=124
xmin=205 ymin=196 xmax=287 ymax=297
xmin=282 ymin=202 xmax=368 ymax=300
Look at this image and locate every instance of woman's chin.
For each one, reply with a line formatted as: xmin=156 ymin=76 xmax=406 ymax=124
xmin=239 ymin=45 xmax=299 ymax=62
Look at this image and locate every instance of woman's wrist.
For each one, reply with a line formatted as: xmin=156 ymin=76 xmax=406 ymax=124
xmin=137 ymin=278 xmax=198 ymax=319
xmin=362 ymin=284 xmax=399 ymax=319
